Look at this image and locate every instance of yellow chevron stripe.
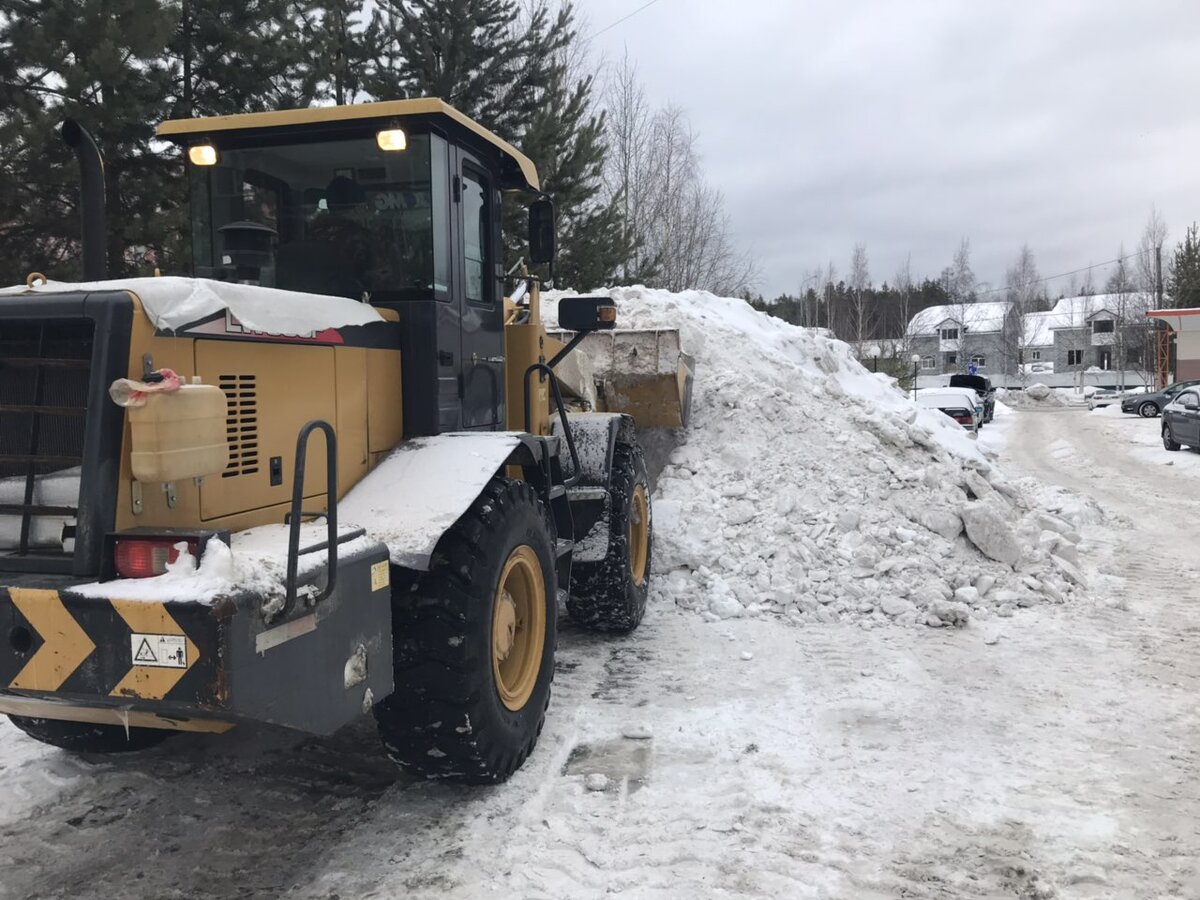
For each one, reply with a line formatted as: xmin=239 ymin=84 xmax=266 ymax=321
xmin=108 ymin=600 xmax=200 ymax=701
xmin=9 ymin=589 xmax=96 ymax=691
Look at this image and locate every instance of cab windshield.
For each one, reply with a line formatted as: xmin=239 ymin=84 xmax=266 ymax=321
xmin=189 ymin=134 xmax=450 ymax=299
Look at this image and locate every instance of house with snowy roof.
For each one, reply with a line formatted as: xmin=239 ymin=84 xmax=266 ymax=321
xmin=906 ymin=301 xmax=1019 ymax=374
xmin=1021 ymin=294 xmax=1136 ymax=373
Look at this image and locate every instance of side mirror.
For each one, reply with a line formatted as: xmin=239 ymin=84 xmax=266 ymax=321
xmin=558 ymin=296 xmax=616 ymax=332
xmin=529 ymin=199 xmax=555 ymax=265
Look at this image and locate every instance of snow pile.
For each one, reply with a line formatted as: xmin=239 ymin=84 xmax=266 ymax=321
xmin=548 ymin=287 xmax=1093 ymax=629
xmin=997 ymin=385 xmax=1067 ymax=409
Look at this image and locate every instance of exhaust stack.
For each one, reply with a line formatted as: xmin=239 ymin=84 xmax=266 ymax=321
xmin=60 ymin=119 xmax=107 ymax=281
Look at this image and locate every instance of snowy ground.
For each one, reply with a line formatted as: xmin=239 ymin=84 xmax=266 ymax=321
xmin=2 ymin=404 xmax=1198 ymax=898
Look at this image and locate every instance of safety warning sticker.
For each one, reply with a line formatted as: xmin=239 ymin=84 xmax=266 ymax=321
xmin=371 ymin=561 xmax=390 ymax=592
xmin=130 ymin=633 xmax=188 ymax=669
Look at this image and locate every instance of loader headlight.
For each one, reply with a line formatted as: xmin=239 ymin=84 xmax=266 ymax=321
xmin=188 ymin=144 xmax=219 ymax=166
xmin=376 ymin=128 xmax=407 ymax=152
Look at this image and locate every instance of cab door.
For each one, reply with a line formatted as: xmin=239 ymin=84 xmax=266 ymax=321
xmin=453 ymin=149 xmax=505 ymax=429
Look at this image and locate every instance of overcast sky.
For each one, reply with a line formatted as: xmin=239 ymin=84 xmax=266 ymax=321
xmin=574 ymin=0 xmax=1200 ymax=298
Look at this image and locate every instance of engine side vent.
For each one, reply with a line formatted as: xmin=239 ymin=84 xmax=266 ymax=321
xmin=218 ymin=374 xmax=258 ymax=478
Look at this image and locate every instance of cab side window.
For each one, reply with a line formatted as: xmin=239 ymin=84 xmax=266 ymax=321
xmin=462 ymin=169 xmax=491 ymax=306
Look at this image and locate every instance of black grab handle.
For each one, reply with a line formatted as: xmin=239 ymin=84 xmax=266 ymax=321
xmin=284 ymin=420 xmax=338 ymax=615
xmin=523 ymin=363 xmax=582 ymax=487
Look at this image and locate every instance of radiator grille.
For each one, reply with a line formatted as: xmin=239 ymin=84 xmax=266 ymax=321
xmin=219 ymin=374 xmax=259 ymax=477
xmin=0 ymin=319 xmax=93 ymax=556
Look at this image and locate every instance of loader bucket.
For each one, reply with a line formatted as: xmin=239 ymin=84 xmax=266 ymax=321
xmin=550 ymin=329 xmax=695 ymax=429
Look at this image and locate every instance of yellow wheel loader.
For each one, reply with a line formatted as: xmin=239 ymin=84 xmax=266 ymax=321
xmin=0 ymin=100 xmax=691 ymax=783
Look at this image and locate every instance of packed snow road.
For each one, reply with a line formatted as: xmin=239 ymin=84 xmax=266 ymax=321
xmin=2 ymin=406 xmax=1199 ymax=899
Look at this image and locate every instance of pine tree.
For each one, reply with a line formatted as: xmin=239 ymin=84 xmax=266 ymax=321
xmin=1168 ymin=223 xmax=1200 ymax=309
xmin=175 ymin=0 xmax=322 ymax=118
xmin=0 ymin=0 xmax=180 ymax=283
xmin=294 ymin=0 xmax=368 ymax=106
xmin=517 ymin=10 xmax=628 ymax=288
xmin=364 ymin=0 xmax=556 ymax=136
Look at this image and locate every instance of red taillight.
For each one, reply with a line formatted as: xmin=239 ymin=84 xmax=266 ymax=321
xmin=114 ymin=538 xmax=198 ymax=579
xmin=954 ymin=415 xmax=973 ymax=425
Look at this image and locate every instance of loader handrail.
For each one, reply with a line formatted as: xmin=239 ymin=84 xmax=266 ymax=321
xmin=523 ymin=363 xmax=582 ymax=487
xmin=284 ymin=419 xmax=338 ymax=616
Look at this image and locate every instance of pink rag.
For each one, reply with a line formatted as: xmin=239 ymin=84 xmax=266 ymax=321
xmin=109 ymin=368 xmax=183 ymax=408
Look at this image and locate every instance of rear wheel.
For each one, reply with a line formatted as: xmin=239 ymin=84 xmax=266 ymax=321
xmin=1140 ymin=401 xmax=1160 ymax=418
xmin=7 ymin=716 xmax=172 ymax=753
xmin=373 ymin=477 xmax=556 ymax=784
xmin=567 ymin=443 xmax=652 ymax=634
xmin=1163 ymin=425 xmax=1182 ymax=451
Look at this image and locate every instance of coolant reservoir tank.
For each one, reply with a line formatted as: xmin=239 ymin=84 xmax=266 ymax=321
xmin=129 ymin=384 xmax=229 ymax=483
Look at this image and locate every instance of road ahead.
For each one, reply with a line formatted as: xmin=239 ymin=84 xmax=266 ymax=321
xmin=2 ymin=408 xmax=1199 ymax=899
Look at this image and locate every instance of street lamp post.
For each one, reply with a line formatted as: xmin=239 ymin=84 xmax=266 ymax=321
xmin=911 ymin=353 xmax=921 ymax=401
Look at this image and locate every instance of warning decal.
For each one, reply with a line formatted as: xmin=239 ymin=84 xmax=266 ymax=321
xmin=371 ymin=561 xmax=390 ymax=592
xmin=129 ymin=633 xmax=188 ymax=669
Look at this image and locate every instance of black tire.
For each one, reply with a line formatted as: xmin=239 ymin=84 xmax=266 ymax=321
xmin=567 ymin=443 xmax=651 ymax=634
xmin=1139 ymin=401 xmax=1160 ymax=418
xmin=1163 ymin=425 xmax=1182 ymax=451
xmin=373 ymin=477 xmax=556 ymax=784
xmin=7 ymin=715 xmax=173 ymax=753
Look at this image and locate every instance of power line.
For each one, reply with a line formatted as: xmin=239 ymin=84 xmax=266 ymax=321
xmin=973 ymin=248 xmax=1154 ymax=297
xmin=591 ymin=0 xmax=666 ymax=38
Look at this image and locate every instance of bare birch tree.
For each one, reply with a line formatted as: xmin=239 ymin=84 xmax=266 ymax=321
xmin=602 ymin=81 xmax=756 ymax=295
xmin=1005 ymin=244 xmax=1042 ymax=313
xmin=939 ymin=238 xmax=977 ymax=371
xmin=848 ymin=243 xmax=871 ymax=354
xmin=1105 ymin=249 xmax=1136 ymax=392
xmin=894 ymin=255 xmax=914 ymax=356
xmin=1129 ymin=208 xmax=1168 ymax=383
xmin=603 ymin=51 xmax=653 ymax=280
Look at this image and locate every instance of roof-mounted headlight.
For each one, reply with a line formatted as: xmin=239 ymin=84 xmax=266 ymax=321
xmin=376 ymin=128 xmax=407 ymax=152
xmin=188 ymin=144 xmax=218 ymax=166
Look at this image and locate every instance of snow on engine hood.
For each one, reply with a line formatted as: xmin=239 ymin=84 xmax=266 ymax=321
xmin=0 ymin=276 xmax=383 ymax=336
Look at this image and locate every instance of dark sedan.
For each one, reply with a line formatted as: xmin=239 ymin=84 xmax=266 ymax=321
xmin=1162 ymin=387 xmax=1200 ymax=451
xmin=1122 ymin=380 xmax=1200 ymax=418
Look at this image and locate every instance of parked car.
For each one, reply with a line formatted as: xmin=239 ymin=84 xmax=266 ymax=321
xmin=1121 ymin=380 xmax=1200 ymax=418
xmin=1162 ymin=387 xmax=1200 ymax=450
xmin=916 ymin=388 xmax=982 ymax=433
xmin=949 ymin=374 xmax=995 ymax=423
xmin=1087 ymin=388 xmax=1119 ymax=411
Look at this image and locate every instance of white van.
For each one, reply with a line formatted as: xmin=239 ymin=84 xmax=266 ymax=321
xmin=916 ymin=387 xmax=983 ymax=433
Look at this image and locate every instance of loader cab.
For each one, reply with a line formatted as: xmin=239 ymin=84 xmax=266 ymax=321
xmin=158 ymin=99 xmax=545 ymax=436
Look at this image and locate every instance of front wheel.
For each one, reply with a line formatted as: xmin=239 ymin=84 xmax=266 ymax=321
xmin=1163 ymin=425 xmax=1182 ymax=451
xmin=1140 ymin=401 xmax=1160 ymax=418
xmin=7 ymin=716 xmax=173 ymax=753
xmin=373 ymin=477 xmax=556 ymax=784
xmin=567 ymin=443 xmax=652 ymax=634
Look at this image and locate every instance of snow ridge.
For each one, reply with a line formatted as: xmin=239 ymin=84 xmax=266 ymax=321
xmin=549 ymin=287 xmax=1095 ymax=630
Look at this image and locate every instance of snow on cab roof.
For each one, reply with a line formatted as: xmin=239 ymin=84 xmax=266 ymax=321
xmin=907 ymin=301 xmax=1011 ymax=336
xmin=0 ymin=276 xmax=384 ymax=336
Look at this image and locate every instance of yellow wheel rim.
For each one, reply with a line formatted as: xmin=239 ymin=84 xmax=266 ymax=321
xmin=492 ymin=545 xmax=546 ymax=712
xmin=629 ymin=484 xmax=650 ymax=587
